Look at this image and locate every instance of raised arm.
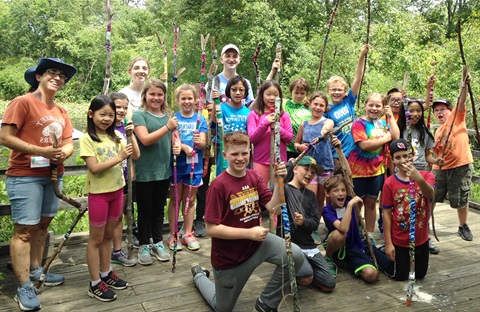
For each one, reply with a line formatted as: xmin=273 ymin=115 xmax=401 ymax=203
xmin=351 ymin=44 xmax=370 ymax=96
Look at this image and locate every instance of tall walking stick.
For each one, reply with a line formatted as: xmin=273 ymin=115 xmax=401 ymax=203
xmin=102 ymin=0 xmax=113 ymax=95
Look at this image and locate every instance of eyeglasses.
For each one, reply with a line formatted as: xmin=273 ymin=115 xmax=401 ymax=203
xmin=231 ymin=88 xmax=246 ymax=94
xmin=328 ymin=88 xmax=345 ymax=93
xmin=389 ymin=98 xmax=402 ymax=104
xmin=46 ymin=69 xmax=67 ymax=81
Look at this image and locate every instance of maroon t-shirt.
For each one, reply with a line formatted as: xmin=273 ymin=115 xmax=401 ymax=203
xmin=205 ymin=169 xmax=272 ymax=270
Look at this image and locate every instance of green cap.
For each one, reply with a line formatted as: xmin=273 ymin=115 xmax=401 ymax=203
xmin=296 ymin=156 xmax=324 ymax=175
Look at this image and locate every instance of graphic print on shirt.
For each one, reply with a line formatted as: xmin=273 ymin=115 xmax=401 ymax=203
xmin=393 ymin=187 xmax=427 ymax=231
xmin=230 ymin=186 xmax=261 ymax=223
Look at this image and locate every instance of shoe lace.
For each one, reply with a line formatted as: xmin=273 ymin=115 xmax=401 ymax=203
xmin=24 ymin=285 xmax=38 ymax=299
xmin=184 ymin=233 xmax=196 ymax=243
xmin=140 ymin=245 xmax=150 ymax=255
xmin=97 ymin=281 xmax=110 ymax=292
xmin=119 ymin=250 xmax=128 ymax=258
xmin=109 ymin=271 xmax=120 ymax=282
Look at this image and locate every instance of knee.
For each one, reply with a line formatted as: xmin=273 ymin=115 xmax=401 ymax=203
xmin=361 ymin=268 xmax=378 ymax=283
xmin=297 ymin=276 xmax=313 ymax=286
xmin=13 ymin=225 xmax=39 ymax=243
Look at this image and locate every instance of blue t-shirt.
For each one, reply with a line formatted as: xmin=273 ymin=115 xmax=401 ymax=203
xmin=302 ymin=118 xmax=334 ymax=171
xmin=174 ymin=112 xmax=208 ymax=176
xmin=324 ymin=89 xmax=357 ymax=158
xmin=215 ymin=102 xmax=250 ymax=176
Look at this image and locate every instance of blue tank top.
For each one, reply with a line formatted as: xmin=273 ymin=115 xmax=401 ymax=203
xmin=302 ymin=118 xmax=334 ymax=171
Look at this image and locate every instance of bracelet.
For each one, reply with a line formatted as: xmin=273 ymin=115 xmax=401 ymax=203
xmin=61 ymin=151 xmax=67 ymax=159
xmin=165 ymin=124 xmax=171 ymax=131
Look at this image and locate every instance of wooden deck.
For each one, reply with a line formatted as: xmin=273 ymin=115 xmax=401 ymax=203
xmin=0 ymin=202 xmax=479 ymax=312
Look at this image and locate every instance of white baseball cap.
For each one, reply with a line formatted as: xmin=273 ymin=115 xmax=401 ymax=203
xmin=221 ymin=44 xmax=240 ymax=56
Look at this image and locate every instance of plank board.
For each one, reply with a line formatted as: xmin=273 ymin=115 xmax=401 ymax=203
xmin=0 ymin=201 xmax=479 ymax=311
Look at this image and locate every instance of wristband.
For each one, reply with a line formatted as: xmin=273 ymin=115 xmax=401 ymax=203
xmin=165 ymin=125 xmax=171 ymax=131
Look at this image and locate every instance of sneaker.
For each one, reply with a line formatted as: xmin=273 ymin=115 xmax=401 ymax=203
xmin=325 ymin=257 xmax=338 ymax=278
xmin=311 ymin=230 xmax=321 ymax=245
xmin=137 ymin=245 xmax=153 ymax=265
xmin=111 ymin=250 xmax=137 ymax=267
xmin=458 ymin=224 xmax=473 ymax=241
xmin=151 ymin=241 xmax=170 ymax=262
xmin=14 ymin=285 xmax=41 ymax=311
xmin=428 ymin=241 xmax=440 ymax=254
xmin=126 ymin=235 xmax=140 ymax=249
xmin=101 ymin=270 xmax=128 ymax=290
xmin=254 ymin=297 xmax=278 ymax=312
xmin=167 ymin=233 xmax=182 ymax=251
xmin=181 ymin=233 xmax=200 ymax=251
xmin=190 ymin=264 xmax=210 ymax=278
xmin=194 ymin=220 xmax=206 ymax=237
xmin=30 ymin=268 xmax=64 ymax=287
xmin=88 ymin=281 xmax=117 ymax=302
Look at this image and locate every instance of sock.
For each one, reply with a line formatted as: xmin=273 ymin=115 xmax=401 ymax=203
xmin=20 ymin=281 xmax=33 ymax=289
xmin=91 ymin=279 xmax=101 ymax=287
xmin=30 ymin=265 xmax=41 ymax=275
xmin=100 ymin=271 xmax=110 ymax=278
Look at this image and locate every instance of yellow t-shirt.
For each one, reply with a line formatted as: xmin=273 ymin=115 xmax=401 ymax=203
xmin=79 ymin=131 xmax=126 ymax=194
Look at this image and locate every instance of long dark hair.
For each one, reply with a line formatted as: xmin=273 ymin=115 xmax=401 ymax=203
xmin=86 ymin=95 xmax=120 ymax=143
xmin=250 ymin=80 xmax=283 ymax=115
xmin=400 ymin=99 xmax=434 ymax=147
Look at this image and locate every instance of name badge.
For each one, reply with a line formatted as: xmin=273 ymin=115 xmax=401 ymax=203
xmin=30 ymin=156 xmax=50 ymax=168
xmin=186 ymin=153 xmax=199 ymax=164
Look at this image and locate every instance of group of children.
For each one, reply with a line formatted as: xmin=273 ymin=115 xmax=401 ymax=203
xmin=8 ymin=42 xmax=472 ymax=311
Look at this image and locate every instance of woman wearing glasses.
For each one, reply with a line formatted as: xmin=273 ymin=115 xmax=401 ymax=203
xmin=0 ymin=57 xmax=77 ymax=311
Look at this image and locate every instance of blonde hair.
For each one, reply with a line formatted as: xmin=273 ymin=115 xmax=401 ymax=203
xmin=324 ymin=175 xmax=347 ymax=192
xmin=326 ymin=76 xmax=347 ymax=90
xmin=140 ymin=78 xmax=170 ymax=115
xmin=175 ymin=84 xmax=198 ymax=103
xmin=364 ymin=92 xmax=387 ymax=107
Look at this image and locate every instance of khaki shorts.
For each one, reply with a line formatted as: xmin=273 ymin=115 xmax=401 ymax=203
xmin=433 ymin=163 xmax=473 ymax=208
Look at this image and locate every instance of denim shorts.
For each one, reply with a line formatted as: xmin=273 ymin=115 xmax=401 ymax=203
xmin=170 ymin=172 xmax=203 ymax=187
xmin=6 ymin=175 xmax=63 ymax=225
xmin=433 ymin=163 xmax=473 ymax=208
xmin=353 ymin=175 xmax=384 ymax=199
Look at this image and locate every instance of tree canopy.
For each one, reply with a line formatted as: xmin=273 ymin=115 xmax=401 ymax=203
xmin=0 ymin=0 xmax=479 ymax=115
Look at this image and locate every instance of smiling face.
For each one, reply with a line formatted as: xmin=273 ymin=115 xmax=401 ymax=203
xmin=326 ymin=181 xmax=347 ymax=209
xmin=392 ymin=150 xmax=411 ymax=173
xmin=114 ymin=98 xmax=128 ymax=125
xmin=263 ymin=86 xmax=280 ymax=110
xmin=220 ymin=49 xmax=240 ymax=70
xmin=293 ymin=165 xmax=317 ymax=187
xmin=145 ymin=86 xmax=165 ymax=113
xmin=407 ymin=101 xmax=422 ymax=126
xmin=230 ymin=81 xmax=246 ymax=105
xmin=89 ymin=105 xmax=115 ymax=135
xmin=309 ymin=96 xmax=328 ymax=119
xmin=364 ymin=95 xmax=384 ymax=121
xmin=129 ymin=60 xmax=150 ymax=84
xmin=327 ymin=82 xmax=347 ymax=104
xmin=178 ymin=90 xmax=195 ymax=117
xmin=388 ymin=92 xmax=403 ymax=116
xmin=223 ymin=142 xmax=250 ymax=177
xmin=36 ymin=68 xmax=67 ymax=93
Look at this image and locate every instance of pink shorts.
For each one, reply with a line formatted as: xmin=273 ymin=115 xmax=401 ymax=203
xmin=88 ymin=188 xmax=124 ymax=227
xmin=252 ymin=163 xmax=271 ymax=187
xmin=309 ymin=171 xmax=333 ymax=186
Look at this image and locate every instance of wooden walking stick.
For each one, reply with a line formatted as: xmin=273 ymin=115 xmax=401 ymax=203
xmin=252 ymin=42 xmax=263 ymax=93
xmin=156 ymin=33 xmax=168 ymax=88
xmin=356 ymin=0 xmax=371 ymax=109
xmin=274 ymin=43 xmax=282 ymax=83
xmin=124 ymin=118 xmax=134 ymax=260
xmin=170 ymin=23 xmax=186 ymax=109
xmin=37 ymin=135 xmax=88 ymax=289
xmin=274 ymin=97 xmax=300 ymax=312
xmin=457 ymin=17 xmax=480 ymax=144
xmin=315 ymin=0 xmax=340 ymax=91
xmin=102 ymin=0 xmax=113 ymax=95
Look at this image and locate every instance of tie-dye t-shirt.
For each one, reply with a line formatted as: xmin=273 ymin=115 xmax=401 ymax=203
xmin=348 ymin=118 xmax=387 ymax=178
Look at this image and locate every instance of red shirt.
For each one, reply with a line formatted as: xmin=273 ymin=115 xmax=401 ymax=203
xmin=205 ymin=169 xmax=272 ymax=270
xmin=382 ymin=171 xmax=435 ymax=248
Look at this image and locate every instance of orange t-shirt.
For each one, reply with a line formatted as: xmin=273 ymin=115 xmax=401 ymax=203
xmin=432 ymin=109 xmax=473 ymax=170
xmin=2 ymin=93 xmax=73 ymax=176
